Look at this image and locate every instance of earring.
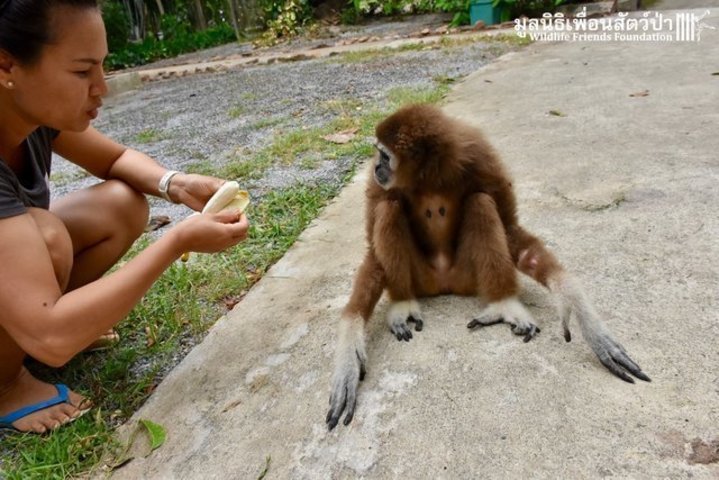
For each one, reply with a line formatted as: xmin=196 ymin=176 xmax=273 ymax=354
xmin=6 ymin=81 xmax=14 ymax=88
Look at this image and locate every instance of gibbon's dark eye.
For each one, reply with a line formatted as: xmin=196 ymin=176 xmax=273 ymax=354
xmin=379 ymin=150 xmax=390 ymax=165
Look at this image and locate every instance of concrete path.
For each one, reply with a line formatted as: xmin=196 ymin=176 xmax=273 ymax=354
xmin=111 ymin=8 xmax=719 ymax=479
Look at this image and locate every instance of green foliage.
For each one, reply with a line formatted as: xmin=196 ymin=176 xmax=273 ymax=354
xmin=492 ymin=0 xmax=566 ymax=21
xmin=435 ymin=0 xmax=470 ymax=26
xmin=102 ymin=0 xmax=130 ymax=51
xmin=256 ymin=0 xmax=312 ymax=46
xmin=105 ymin=16 xmax=236 ymax=71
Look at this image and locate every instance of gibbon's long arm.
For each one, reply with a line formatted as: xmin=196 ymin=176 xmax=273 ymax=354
xmin=371 ymin=200 xmax=416 ymax=301
xmin=326 ymin=252 xmax=385 ymax=430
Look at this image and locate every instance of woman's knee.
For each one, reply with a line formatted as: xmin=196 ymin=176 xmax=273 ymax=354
xmin=103 ymin=180 xmax=149 ymax=239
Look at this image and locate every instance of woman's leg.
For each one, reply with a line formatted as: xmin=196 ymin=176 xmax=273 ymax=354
xmin=52 ymin=179 xmax=149 ymax=290
xmin=0 ymin=180 xmax=148 ymax=433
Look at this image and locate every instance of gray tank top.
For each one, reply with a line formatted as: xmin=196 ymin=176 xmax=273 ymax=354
xmin=0 ymin=126 xmax=58 ymax=218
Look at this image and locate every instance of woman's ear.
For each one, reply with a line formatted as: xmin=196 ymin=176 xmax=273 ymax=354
xmin=0 ymin=49 xmax=17 ymax=86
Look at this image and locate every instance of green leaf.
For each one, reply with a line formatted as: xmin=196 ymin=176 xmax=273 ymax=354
xmin=139 ymin=419 xmax=167 ymax=453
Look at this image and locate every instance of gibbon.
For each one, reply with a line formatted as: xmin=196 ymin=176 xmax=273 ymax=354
xmin=326 ymin=104 xmax=650 ymax=430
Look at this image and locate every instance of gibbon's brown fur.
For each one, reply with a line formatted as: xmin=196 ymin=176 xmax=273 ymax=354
xmin=326 ymin=104 xmax=649 ymax=431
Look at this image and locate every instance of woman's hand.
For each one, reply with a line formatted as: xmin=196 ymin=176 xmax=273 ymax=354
xmin=168 ymin=173 xmax=226 ymax=212
xmin=172 ymin=210 xmax=249 ymax=256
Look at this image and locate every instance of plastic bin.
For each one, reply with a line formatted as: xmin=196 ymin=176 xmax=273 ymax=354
xmin=469 ymin=0 xmax=501 ymax=26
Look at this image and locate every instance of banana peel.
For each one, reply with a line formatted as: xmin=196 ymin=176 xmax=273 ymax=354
xmin=180 ymin=181 xmax=250 ymax=262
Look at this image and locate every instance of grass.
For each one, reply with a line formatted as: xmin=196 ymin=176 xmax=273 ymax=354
xmin=228 ymin=105 xmax=245 ymax=119
xmin=134 ymin=129 xmax=167 ymax=144
xmin=49 ymin=169 xmax=90 ymax=187
xmin=0 ymin=40 xmax=515 ymax=477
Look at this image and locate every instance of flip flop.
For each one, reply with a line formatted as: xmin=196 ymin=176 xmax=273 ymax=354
xmin=0 ymin=384 xmax=92 ymax=432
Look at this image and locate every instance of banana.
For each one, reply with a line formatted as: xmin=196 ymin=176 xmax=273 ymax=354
xmin=180 ymin=181 xmax=250 ymax=262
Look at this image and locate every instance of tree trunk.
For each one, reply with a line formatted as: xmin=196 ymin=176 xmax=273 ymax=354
xmin=226 ymin=0 xmax=242 ymax=40
xmin=193 ymin=0 xmax=207 ymax=30
xmin=154 ymin=0 xmax=165 ymax=16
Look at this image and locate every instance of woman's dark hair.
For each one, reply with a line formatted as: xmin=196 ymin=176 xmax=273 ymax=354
xmin=0 ymin=0 xmax=99 ymax=65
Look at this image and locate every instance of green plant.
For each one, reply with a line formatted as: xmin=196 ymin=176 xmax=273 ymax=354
xmin=102 ymin=0 xmax=130 ymax=51
xmin=436 ymin=0 xmax=471 ymax=26
xmin=256 ymin=0 xmax=311 ymax=45
xmin=104 ymin=20 xmax=236 ymax=71
xmin=492 ymin=0 xmax=566 ymax=22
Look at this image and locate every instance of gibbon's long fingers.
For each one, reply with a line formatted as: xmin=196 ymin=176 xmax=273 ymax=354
xmin=467 ymin=298 xmax=541 ymax=342
xmin=391 ymin=323 xmax=413 ymax=342
xmin=328 ymin=319 xmax=366 ymax=430
xmin=467 ymin=316 xmax=541 ymax=343
xmin=551 ymin=274 xmax=650 ymax=383
xmin=467 ymin=317 xmax=504 ymax=329
xmin=326 ymin=383 xmax=347 ymax=429
xmin=407 ymin=315 xmax=424 ymax=332
xmin=327 ymin=353 xmax=363 ymax=430
xmin=387 ymin=300 xmax=423 ymax=342
xmin=594 ymin=334 xmax=651 ymax=383
xmin=558 ymin=298 xmax=572 ymax=342
xmin=511 ymin=323 xmax=541 ymax=343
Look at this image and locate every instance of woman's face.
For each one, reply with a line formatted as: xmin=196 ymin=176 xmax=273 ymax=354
xmin=10 ymin=6 xmax=108 ymax=132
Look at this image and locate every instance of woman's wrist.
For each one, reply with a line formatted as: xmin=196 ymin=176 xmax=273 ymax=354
xmin=158 ymin=170 xmax=185 ymax=203
xmin=167 ymin=172 xmax=187 ymax=204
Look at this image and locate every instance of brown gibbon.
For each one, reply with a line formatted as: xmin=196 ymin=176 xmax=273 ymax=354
xmin=326 ymin=104 xmax=650 ymax=431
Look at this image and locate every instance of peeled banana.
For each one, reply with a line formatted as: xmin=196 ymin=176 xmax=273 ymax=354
xmin=180 ymin=181 xmax=250 ymax=262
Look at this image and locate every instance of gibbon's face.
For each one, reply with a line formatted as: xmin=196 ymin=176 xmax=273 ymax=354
xmin=373 ymin=141 xmax=399 ymax=190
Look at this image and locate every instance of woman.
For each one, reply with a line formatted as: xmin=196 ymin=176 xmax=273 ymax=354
xmin=0 ymin=0 xmax=249 ymax=433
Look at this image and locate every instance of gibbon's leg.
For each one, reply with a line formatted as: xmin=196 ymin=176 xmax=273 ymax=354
xmin=373 ymin=200 xmax=427 ymax=341
xmin=456 ymin=193 xmax=541 ymax=342
xmin=327 ymin=251 xmax=385 ymax=430
xmin=506 ymin=225 xmax=650 ymax=383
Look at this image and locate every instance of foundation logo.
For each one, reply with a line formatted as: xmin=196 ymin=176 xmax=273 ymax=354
xmin=514 ymin=9 xmax=715 ymax=43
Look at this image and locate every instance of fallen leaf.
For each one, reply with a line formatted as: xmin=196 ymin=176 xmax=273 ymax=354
xmin=222 ymin=295 xmax=242 ymax=310
xmin=548 ymin=110 xmax=567 ymax=117
xmin=139 ymin=419 xmax=167 ymax=455
xmin=322 ymin=128 xmax=359 ymax=144
xmin=111 ymin=418 xmax=167 ymax=471
xmin=629 ymin=89 xmax=650 ymax=97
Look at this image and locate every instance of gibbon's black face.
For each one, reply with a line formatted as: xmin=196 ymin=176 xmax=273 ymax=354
xmin=373 ymin=141 xmax=398 ymax=190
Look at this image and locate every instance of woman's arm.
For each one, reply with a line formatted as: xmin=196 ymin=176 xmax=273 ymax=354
xmin=52 ymin=127 xmax=222 ymax=210
xmin=0 ymin=210 xmax=248 ymax=368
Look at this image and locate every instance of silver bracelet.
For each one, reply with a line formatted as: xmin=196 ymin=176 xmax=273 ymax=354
xmin=158 ymin=170 xmax=181 ymax=203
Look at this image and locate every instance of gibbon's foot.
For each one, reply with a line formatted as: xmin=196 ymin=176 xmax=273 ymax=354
xmin=327 ymin=349 xmax=366 ymax=431
xmin=467 ymin=298 xmax=540 ymax=343
xmin=588 ymin=332 xmax=651 ymax=384
xmin=387 ymin=300 xmax=423 ymax=342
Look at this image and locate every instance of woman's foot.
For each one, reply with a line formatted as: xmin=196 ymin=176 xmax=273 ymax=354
xmin=0 ymin=367 xmax=91 ymax=433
